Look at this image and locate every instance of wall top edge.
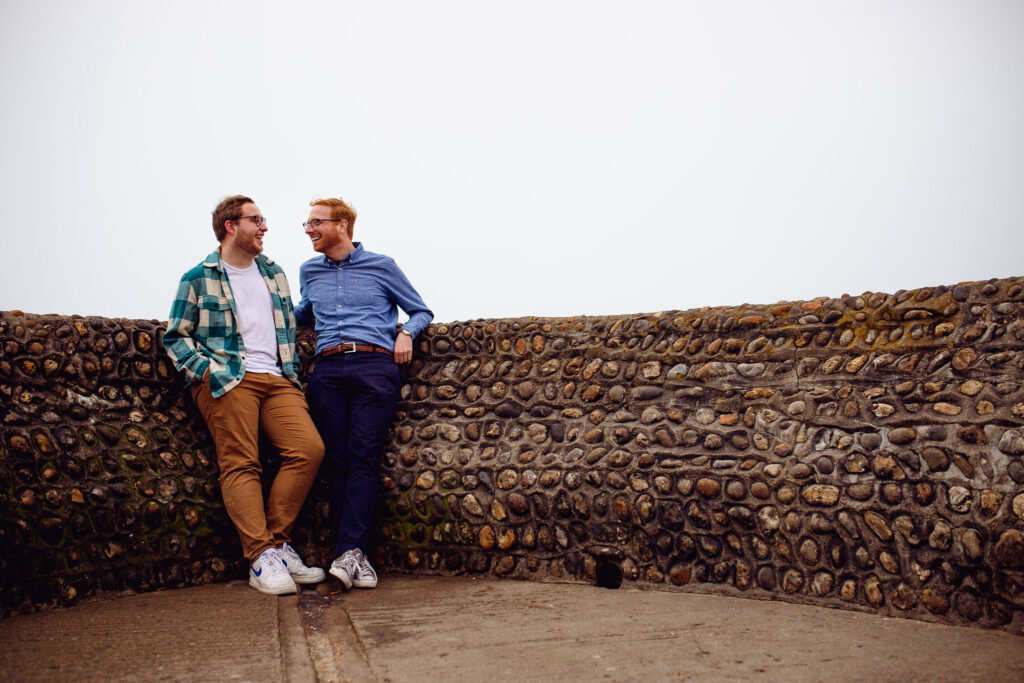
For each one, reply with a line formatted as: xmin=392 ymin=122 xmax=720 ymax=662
xmin=2 ymin=275 xmax=1022 ymax=330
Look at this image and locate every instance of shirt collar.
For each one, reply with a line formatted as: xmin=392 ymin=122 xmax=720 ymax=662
xmin=205 ymin=248 xmax=273 ymax=271
xmin=324 ymin=242 xmax=363 ymax=267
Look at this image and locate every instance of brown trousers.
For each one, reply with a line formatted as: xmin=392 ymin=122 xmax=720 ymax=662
xmin=191 ymin=372 xmax=324 ymax=562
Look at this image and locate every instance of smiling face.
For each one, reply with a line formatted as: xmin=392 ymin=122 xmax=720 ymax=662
xmin=229 ymin=202 xmax=267 ymax=257
xmin=305 ymin=204 xmax=349 ymax=256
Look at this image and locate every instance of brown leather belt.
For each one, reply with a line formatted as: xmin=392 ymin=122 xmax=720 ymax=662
xmin=317 ymin=342 xmax=393 ymax=360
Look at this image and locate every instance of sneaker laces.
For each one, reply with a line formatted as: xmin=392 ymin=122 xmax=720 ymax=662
xmin=263 ymin=549 xmax=291 ymax=578
xmin=333 ymin=551 xmax=360 ymax=576
xmin=354 ymin=549 xmax=375 ymax=576
xmin=278 ymin=542 xmax=302 ymax=565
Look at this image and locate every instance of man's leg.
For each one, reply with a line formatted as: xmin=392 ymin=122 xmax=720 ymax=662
xmin=259 ymin=374 xmax=325 ymax=546
xmin=335 ymin=354 xmax=400 ymax=554
xmin=190 ymin=374 xmax=274 ymax=563
xmin=306 ymin=356 xmax=354 ymax=545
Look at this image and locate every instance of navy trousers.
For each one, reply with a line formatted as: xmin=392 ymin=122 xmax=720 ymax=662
xmin=307 ymin=352 xmax=400 ymax=556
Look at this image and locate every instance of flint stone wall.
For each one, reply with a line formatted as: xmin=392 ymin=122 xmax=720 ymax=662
xmin=2 ymin=277 xmax=1024 ymax=632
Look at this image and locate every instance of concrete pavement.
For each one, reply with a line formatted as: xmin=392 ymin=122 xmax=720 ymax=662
xmin=2 ymin=574 xmax=1023 ymax=682
xmin=0 ymin=580 xmax=312 ymax=682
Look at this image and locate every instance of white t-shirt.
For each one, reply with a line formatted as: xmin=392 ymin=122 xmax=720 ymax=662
xmin=223 ymin=260 xmax=282 ymax=376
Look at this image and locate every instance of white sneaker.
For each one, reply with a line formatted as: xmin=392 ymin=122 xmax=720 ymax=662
xmin=250 ymin=548 xmax=297 ymax=595
xmin=352 ymin=549 xmax=378 ymax=589
xmin=329 ymin=550 xmax=360 ymax=590
xmin=277 ymin=543 xmax=326 ymax=584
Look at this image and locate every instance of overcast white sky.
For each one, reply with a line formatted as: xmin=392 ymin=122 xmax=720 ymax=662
xmin=1 ymin=1 xmax=1022 ymax=324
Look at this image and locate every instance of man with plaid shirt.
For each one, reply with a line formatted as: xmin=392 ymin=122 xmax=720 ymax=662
xmin=163 ymin=195 xmax=325 ymax=595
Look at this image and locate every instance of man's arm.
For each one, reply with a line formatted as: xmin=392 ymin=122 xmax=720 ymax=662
xmin=393 ymin=329 xmax=414 ymax=364
xmin=294 ymin=262 xmax=313 ymax=325
xmin=283 ymin=294 xmax=303 ymax=379
xmin=162 ymin=276 xmax=211 ymax=383
xmin=385 ymin=258 xmax=433 ymax=363
xmin=294 ymin=292 xmax=312 ymax=325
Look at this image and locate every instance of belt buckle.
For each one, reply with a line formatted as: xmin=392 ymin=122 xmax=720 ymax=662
xmin=342 ymin=342 xmax=358 ymax=354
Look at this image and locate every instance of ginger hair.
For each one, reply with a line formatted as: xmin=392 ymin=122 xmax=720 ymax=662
xmin=309 ymin=196 xmax=356 ymax=239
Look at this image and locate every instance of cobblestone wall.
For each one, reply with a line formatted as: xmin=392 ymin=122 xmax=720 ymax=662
xmin=2 ymin=277 xmax=1023 ymax=632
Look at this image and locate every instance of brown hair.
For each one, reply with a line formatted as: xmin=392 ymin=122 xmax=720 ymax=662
xmin=310 ymin=196 xmax=357 ymax=240
xmin=211 ymin=195 xmax=254 ymax=241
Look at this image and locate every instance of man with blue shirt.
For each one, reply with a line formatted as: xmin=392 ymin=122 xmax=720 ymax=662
xmin=295 ymin=195 xmax=432 ymax=589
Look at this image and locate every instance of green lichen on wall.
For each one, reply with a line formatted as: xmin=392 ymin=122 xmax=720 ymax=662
xmin=2 ymin=278 xmax=1023 ymax=632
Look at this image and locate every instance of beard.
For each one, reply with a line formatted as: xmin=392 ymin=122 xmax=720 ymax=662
xmin=238 ymin=232 xmax=264 ymax=256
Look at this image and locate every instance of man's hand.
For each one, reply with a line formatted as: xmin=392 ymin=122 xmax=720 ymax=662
xmin=394 ymin=332 xmax=413 ymax=364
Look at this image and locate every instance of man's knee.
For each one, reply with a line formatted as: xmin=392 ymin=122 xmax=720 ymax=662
xmin=218 ymin=454 xmax=262 ymax=483
xmin=285 ymin=429 xmax=325 ymax=468
xmin=308 ymin=434 xmax=326 ymax=466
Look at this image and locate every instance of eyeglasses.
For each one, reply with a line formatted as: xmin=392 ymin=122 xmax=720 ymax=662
xmin=237 ymin=215 xmax=267 ymax=227
xmin=303 ymin=218 xmax=343 ymax=230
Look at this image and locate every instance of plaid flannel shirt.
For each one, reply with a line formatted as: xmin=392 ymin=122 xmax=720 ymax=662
xmin=163 ymin=249 xmax=301 ymax=398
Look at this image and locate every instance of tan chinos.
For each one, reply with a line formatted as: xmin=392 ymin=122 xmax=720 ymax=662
xmin=191 ymin=372 xmax=324 ymax=562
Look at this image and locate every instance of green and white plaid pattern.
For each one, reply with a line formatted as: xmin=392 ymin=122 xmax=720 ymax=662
xmin=163 ymin=249 xmax=301 ymax=398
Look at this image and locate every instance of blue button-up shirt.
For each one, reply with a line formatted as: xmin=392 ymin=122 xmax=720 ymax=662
xmin=295 ymin=243 xmax=433 ymax=354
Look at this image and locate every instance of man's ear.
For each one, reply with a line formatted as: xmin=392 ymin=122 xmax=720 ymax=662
xmin=339 ymin=219 xmax=349 ymax=237
xmin=224 ymin=220 xmax=236 ymax=237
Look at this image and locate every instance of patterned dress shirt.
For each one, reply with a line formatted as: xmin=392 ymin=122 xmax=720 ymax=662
xmin=295 ymin=243 xmax=432 ymax=355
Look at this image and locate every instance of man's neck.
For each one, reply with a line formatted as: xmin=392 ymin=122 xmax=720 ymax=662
xmin=325 ymin=240 xmax=356 ymax=262
xmin=220 ymin=243 xmax=255 ymax=269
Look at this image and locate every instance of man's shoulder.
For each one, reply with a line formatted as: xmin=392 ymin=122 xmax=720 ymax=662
xmin=358 ymin=248 xmax=396 ymax=267
xmin=178 ymin=252 xmax=218 ymax=282
xmin=299 ymin=254 xmax=325 ymax=275
xmin=179 ymin=262 xmax=207 ymax=282
xmin=256 ymin=252 xmax=285 ymax=275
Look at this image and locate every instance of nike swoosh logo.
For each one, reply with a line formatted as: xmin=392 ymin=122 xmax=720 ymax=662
xmin=253 ymin=567 xmax=262 ymax=577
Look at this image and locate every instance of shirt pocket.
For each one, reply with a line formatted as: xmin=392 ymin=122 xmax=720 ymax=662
xmin=197 ymin=295 xmax=232 ymax=332
xmin=344 ymin=277 xmax=390 ymax=311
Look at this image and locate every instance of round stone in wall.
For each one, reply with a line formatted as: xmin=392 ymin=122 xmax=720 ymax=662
xmin=1013 ymin=493 xmax=1024 ymax=518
